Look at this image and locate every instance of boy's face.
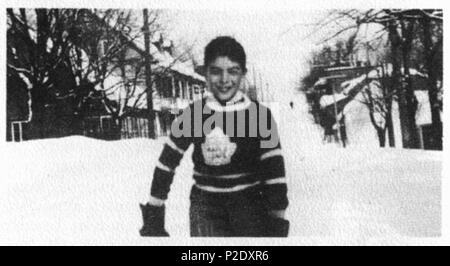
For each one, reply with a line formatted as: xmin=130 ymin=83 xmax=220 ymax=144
xmin=206 ymin=56 xmax=245 ymax=103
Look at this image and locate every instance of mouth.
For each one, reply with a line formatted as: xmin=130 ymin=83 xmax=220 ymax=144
xmin=217 ymin=86 xmax=232 ymax=93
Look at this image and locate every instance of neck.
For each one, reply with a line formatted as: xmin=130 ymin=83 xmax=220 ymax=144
xmin=205 ymin=91 xmax=251 ymax=112
xmin=215 ymin=91 xmax=243 ymax=105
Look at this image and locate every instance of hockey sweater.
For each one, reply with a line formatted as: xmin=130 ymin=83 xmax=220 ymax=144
xmin=150 ymin=91 xmax=288 ymax=210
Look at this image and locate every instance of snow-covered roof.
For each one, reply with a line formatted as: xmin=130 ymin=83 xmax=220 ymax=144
xmin=323 ymin=64 xmax=427 ymax=82
xmin=319 ymin=94 xmax=347 ymax=108
xmin=340 ymin=75 xmax=367 ymax=95
xmin=339 ymin=64 xmax=428 ymax=96
xmin=324 ymin=66 xmax=362 ymax=72
xmin=366 ymin=64 xmax=428 ymax=79
xmin=131 ymin=37 xmax=205 ymax=82
xmin=313 ymin=74 xmax=347 ymax=87
xmin=319 ymin=74 xmax=368 ymax=108
xmin=170 ymin=61 xmax=206 ymax=82
xmin=314 ymin=78 xmax=327 ymax=87
xmin=93 ymin=10 xmax=204 ymax=83
xmin=320 ymin=66 xmax=432 ymax=125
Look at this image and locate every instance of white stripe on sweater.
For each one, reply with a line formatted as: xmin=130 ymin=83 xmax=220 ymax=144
xmin=193 ymin=170 xmax=251 ymax=179
xmin=194 ymin=181 xmax=261 ymax=193
xmin=260 ymin=148 xmax=282 ymax=161
xmin=166 ymin=138 xmax=185 ymax=155
xmin=156 ymin=161 xmax=174 ymax=173
xmin=265 ymin=177 xmax=286 ymax=185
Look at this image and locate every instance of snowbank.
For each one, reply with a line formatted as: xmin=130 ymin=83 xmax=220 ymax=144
xmin=0 ymin=93 xmax=442 ymax=245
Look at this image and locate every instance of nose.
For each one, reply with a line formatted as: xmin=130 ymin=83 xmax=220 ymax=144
xmin=220 ymin=72 xmax=231 ymax=85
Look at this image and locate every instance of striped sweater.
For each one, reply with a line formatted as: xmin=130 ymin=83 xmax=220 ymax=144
xmin=150 ymin=91 xmax=288 ymax=210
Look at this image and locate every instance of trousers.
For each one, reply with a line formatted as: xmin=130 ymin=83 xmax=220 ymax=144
xmin=189 ymin=185 xmax=271 ymax=237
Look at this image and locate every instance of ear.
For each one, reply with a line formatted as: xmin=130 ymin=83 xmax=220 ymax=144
xmin=198 ymin=65 xmax=206 ymax=76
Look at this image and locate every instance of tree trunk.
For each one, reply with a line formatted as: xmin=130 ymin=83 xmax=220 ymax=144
xmin=422 ymin=17 xmax=443 ymax=150
xmin=387 ymin=22 xmax=405 ymax=148
xmin=399 ymin=20 xmax=420 ymax=149
xmin=368 ymin=107 xmax=387 ymax=148
xmin=376 ymin=128 xmax=386 ymax=147
xmin=30 ymin=86 xmax=46 ymax=139
xmin=143 ymin=9 xmax=155 ymax=139
xmin=385 ymin=99 xmax=395 ymax=147
xmin=31 ymin=9 xmax=51 ymax=139
xmin=388 ymin=20 xmax=420 ymax=149
xmin=380 ymin=65 xmax=395 ymax=148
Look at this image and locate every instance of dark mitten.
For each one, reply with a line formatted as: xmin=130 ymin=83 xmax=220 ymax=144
xmin=264 ymin=215 xmax=290 ymax=237
xmin=139 ymin=203 xmax=169 ymax=237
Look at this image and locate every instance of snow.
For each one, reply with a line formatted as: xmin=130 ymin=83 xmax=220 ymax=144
xmin=415 ymin=90 xmax=432 ymax=126
xmin=319 ymin=93 xmax=347 ymax=108
xmin=318 ymin=75 xmax=367 ymax=109
xmin=0 ymin=93 xmax=442 ymax=245
xmin=325 ymin=64 xmax=427 ymax=79
xmin=319 ymin=73 xmax=432 ymax=149
xmin=340 ymin=75 xmax=367 ymax=94
xmin=314 ymin=78 xmax=327 ymax=87
xmin=342 ymin=87 xmax=432 ymax=148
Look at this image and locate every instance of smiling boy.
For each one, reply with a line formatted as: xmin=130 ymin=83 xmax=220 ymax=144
xmin=140 ymin=36 xmax=289 ymax=237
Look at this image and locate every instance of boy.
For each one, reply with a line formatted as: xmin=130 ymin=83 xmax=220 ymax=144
xmin=140 ymin=36 xmax=289 ymax=237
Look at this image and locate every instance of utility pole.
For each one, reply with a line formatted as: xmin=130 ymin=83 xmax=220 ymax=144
xmin=252 ymin=65 xmax=257 ymax=88
xmin=143 ymin=9 xmax=155 ymax=139
xmin=259 ymin=73 xmax=264 ymax=101
xmin=252 ymin=65 xmax=257 ymax=100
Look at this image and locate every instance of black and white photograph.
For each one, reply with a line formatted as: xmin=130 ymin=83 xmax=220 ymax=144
xmin=0 ymin=0 xmax=446 ymax=246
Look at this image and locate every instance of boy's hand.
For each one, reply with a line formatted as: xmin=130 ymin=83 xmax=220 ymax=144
xmin=139 ymin=203 xmax=169 ymax=237
xmin=265 ymin=210 xmax=289 ymax=237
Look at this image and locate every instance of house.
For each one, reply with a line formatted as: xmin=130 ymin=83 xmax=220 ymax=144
xmin=6 ymin=9 xmax=206 ymax=141
xmin=94 ymin=32 xmax=206 ymax=139
xmin=317 ymin=65 xmax=434 ymax=149
xmin=78 ymin=11 xmax=206 ymax=139
xmin=7 ymin=71 xmax=31 ymax=142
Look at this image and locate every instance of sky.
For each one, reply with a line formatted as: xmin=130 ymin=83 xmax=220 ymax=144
xmin=164 ymin=9 xmax=330 ymax=103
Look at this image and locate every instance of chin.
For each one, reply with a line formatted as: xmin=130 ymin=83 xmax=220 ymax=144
xmin=216 ymin=95 xmax=232 ymax=102
xmin=215 ymin=91 xmax=236 ymax=102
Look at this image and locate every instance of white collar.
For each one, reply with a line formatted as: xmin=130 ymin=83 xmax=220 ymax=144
xmin=205 ymin=91 xmax=252 ymax=112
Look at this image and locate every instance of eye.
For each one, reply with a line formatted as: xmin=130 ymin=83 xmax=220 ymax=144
xmin=228 ymin=68 xmax=242 ymax=75
xmin=209 ymin=67 xmax=222 ymax=75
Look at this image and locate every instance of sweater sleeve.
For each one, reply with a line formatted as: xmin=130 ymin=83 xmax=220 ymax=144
xmin=150 ymin=108 xmax=193 ymax=201
xmin=258 ymin=107 xmax=289 ymax=210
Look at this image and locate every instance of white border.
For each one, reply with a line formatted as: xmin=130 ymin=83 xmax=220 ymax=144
xmin=0 ymin=0 xmax=448 ymax=246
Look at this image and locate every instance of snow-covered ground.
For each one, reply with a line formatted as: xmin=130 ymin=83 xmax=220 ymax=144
xmin=0 ymin=93 xmax=442 ymax=245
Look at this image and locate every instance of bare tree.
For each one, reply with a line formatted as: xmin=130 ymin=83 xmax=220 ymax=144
xmin=301 ymin=9 xmax=442 ymax=149
xmin=7 ymin=8 xmax=184 ymax=139
xmin=7 ymin=9 xmax=144 ymax=139
xmin=420 ymin=10 xmax=443 ymax=150
xmin=93 ymin=9 xmax=201 ymax=126
xmin=355 ymin=65 xmax=396 ymax=147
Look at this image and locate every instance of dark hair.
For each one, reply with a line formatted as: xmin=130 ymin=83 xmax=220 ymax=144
xmin=204 ymin=36 xmax=247 ymax=73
